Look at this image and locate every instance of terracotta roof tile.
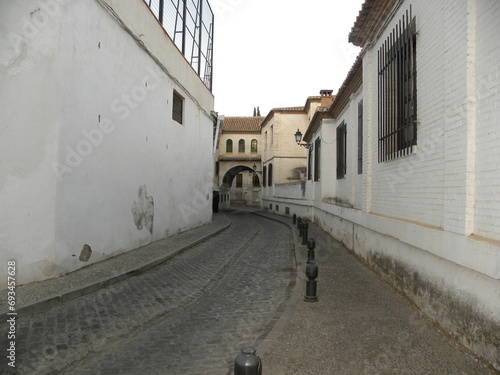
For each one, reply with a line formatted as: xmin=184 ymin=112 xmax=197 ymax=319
xmin=222 ymin=117 xmax=263 ymax=132
xmin=349 ymin=0 xmax=399 ymax=47
xmin=271 ymin=106 xmax=305 ymax=112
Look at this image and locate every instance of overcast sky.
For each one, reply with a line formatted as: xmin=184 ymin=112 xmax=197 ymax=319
xmin=211 ymin=0 xmax=365 ymax=117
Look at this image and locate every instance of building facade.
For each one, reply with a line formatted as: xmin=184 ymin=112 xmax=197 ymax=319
xmin=261 ymin=93 xmax=334 ymax=213
xmin=0 ymin=0 xmax=215 ymax=287
xmin=262 ymin=0 xmax=500 ymax=369
xmin=216 ymin=116 xmax=263 ymax=209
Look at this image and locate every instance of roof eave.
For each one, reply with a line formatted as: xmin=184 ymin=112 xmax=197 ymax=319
xmin=303 ymin=109 xmax=332 ymax=143
xmin=348 ymin=0 xmax=400 ymax=47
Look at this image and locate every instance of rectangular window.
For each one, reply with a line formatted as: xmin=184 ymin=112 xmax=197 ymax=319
xmin=337 ymin=122 xmax=347 ymax=179
xmin=378 ymin=9 xmax=417 ymax=162
xmin=172 ymin=90 xmax=184 ymax=124
xmin=268 ymin=163 xmax=273 ymax=187
xmin=314 ymin=138 xmax=321 ymax=181
xmin=236 ymin=174 xmax=243 ymax=188
xmin=307 ymin=147 xmax=313 ymax=180
xmin=358 ymin=100 xmax=363 ymax=174
xmin=253 ymin=174 xmax=260 ymax=187
xmin=262 ymin=166 xmax=267 ymax=186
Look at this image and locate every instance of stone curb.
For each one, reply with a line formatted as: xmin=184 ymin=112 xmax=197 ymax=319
xmin=1 ymin=215 xmax=232 ymax=317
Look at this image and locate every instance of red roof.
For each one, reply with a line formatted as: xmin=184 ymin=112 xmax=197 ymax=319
xmin=222 ymin=117 xmax=263 ymax=132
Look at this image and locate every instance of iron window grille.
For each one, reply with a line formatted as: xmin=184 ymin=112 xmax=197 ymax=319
xmin=378 ymin=8 xmax=417 ymax=162
xmin=172 ymin=90 xmax=184 ymax=124
xmin=337 ymin=122 xmax=347 ymax=179
xmin=144 ymin=0 xmax=214 ymax=91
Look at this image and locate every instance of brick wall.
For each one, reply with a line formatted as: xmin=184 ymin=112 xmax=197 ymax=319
xmin=474 ymin=0 xmax=500 ymax=241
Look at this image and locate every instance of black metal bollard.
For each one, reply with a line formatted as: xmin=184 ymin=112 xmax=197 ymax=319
xmin=234 ymin=346 xmax=262 ymax=375
xmin=307 ymin=238 xmax=315 ymax=263
xmin=304 ymin=260 xmax=319 ymax=302
xmin=301 ymin=222 xmax=309 ymax=245
xmin=292 ymin=213 xmax=297 ymax=224
xmin=297 ymin=217 xmax=302 ymax=229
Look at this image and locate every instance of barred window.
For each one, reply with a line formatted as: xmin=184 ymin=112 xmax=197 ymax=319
xmin=378 ymin=9 xmax=417 ymax=162
xmin=337 ymin=122 xmax=347 ymax=179
xmin=226 ymin=139 xmax=233 ymax=153
xmin=238 ymin=139 xmax=245 ymax=153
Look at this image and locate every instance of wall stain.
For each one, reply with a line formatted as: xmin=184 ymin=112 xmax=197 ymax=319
xmin=132 ymin=185 xmax=154 ymax=234
xmin=367 ymin=251 xmax=500 ymax=371
xmin=79 ymin=244 xmax=92 ymax=262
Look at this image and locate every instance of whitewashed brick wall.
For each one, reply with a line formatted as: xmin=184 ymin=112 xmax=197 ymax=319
xmin=474 ymin=0 xmax=500 ymax=241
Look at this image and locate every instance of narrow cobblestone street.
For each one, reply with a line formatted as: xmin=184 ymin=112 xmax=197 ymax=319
xmin=0 ymin=210 xmax=294 ymax=374
xmin=1 ymin=209 xmax=497 ymax=374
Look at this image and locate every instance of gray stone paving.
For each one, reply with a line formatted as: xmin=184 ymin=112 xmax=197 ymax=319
xmin=0 ymin=213 xmax=230 ymax=315
xmin=0 ymin=210 xmax=294 ymax=375
xmin=1 ymin=209 xmax=497 ymax=375
xmin=257 ymin=212 xmax=497 ymax=375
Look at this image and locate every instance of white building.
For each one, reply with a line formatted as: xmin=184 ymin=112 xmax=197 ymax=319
xmin=0 ymin=0 xmax=215 ymax=287
xmin=265 ymin=0 xmax=500 ymax=368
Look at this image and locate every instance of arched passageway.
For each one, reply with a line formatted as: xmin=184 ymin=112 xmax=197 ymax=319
xmin=219 ymin=165 xmax=261 ymax=210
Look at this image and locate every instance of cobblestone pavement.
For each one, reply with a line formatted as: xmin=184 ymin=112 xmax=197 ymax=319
xmin=0 ymin=210 xmax=295 ymax=374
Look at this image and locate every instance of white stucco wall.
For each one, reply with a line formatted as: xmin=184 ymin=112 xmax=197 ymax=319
xmin=0 ymin=0 xmax=214 ymax=287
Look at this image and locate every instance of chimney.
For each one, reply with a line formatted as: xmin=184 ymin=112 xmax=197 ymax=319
xmin=320 ymin=89 xmax=334 ymax=108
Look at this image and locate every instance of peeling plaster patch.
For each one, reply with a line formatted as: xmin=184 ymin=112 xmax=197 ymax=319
xmin=79 ymin=244 xmax=92 ymax=262
xmin=132 ymin=184 xmax=154 ymax=234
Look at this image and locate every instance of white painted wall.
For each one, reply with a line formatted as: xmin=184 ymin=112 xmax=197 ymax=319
xmin=0 ymin=0 xmax=214 ymax=287
xmin=474 ymin=0 xmax=500 ymax=242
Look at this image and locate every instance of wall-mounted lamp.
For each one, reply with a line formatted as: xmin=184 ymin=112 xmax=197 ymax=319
xmin=294 ymin=129 xmax=313 ymax=150
xmin=252 ymin=164 xmax=257 ymax=171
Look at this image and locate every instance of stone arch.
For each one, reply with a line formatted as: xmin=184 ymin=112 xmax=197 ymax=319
xmin=219 ymin=164 xmax=261 ymax=209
